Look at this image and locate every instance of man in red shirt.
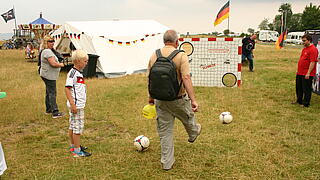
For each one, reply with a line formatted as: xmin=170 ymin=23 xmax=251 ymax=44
xmin=293 ymin=34 xmax=319 ymax=107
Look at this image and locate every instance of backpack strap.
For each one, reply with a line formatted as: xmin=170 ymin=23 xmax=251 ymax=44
xmin=155 ymin=49 xmax=162 ymax=58
xmin=38 ymin=49 xmax=44 ymax=67
xmin=167 ymin=50 xmax=184 ymax=96
xmin=156 ymin=49 xmax=183 ymax=60
xmin=167 ymin=50 xmax=182 ymax=60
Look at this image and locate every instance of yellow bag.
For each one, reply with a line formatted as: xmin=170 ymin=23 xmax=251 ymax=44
xmin=142 ymin=104 xmax=156 ymax=119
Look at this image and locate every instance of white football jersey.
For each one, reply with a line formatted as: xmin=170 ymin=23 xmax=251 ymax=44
xmin=65 ymin=68 xmax=86 ymax=108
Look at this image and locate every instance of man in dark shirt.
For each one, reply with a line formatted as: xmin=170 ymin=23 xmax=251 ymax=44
xmin=242 ymin=34 xmax=257 ymax=72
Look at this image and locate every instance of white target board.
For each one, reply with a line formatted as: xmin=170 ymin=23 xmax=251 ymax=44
xmin=179 ymin=37 xmax=242 ymax=87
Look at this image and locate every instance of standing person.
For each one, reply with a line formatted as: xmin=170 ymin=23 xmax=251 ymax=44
xmin=293 ymin=34 xmax=319 ymax=107
xmin=65 ymin=49 xmax=91 ymax=157
xmin=242 ymin=34 xmax=257 ymax=72
xmin=40 ymin=35 xmax=65 ymax=118
xmin=147 ymin=30 xmax=201 ymax=170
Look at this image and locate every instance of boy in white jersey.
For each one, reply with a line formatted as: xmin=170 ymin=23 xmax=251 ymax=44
xmin=65 ymin=50 xmax=91 ymax=157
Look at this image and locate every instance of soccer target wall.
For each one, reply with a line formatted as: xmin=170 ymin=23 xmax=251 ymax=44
xmin=178 ymin=37 xmax=242 ymax=87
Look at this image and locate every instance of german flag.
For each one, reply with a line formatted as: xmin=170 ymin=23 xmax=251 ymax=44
xmin=214 ymin=1 xmax=230 ymax=27
xmin=275 ymin=29 xmax=287 ymax=49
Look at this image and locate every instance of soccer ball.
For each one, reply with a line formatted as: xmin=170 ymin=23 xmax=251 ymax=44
xmin=133 ymin=135 xmax=150 ymax=151
xmin=219 ymin=112 xmax=233 ymax=124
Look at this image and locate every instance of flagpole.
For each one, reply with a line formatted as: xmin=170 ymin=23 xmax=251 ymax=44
xmin=13 ymin=5 xmax=18 ymax=37
xmin=228 ymin=0 xmax=230 ymax=32
xmin=228 ymin=14 xmax=230 ymax=33
xmin=280 ymin=12 xmax=284 ymax=34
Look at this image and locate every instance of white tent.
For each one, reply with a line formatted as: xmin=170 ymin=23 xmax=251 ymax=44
xmin=51 ymin=20 xmax=169 ymax=77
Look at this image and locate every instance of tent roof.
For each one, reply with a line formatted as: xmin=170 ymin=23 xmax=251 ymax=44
xmin=64 ymin=20 xmax=168 ymax=37
xmin=30 ymin=17 xmax=53 ymax=24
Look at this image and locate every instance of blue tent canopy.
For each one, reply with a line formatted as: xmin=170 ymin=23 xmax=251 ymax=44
xmin=29 ymin=13 xmax=53 ymax=24
xmin=29 ymin=17 xmax=52 ymax=24
xmin=18 ymin=12 xmax=60 ymax=39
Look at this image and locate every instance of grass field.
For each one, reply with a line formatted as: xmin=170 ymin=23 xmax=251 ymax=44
xmin=0 ymin=44 xmax=319 ymax=179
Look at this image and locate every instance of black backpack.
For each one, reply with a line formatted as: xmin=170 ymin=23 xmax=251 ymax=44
xmin=148 ymin=49 xmax=183 ymax=101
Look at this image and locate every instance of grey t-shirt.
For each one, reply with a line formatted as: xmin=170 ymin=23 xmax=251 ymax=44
xmin=40 ymin=49 xmax=61 ymax=80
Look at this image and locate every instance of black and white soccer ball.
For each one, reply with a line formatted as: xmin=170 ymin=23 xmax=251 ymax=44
xmin=133 ymin=135 xmax=150 ymax=151
xmin=219 ymin=112 xmax=233 ymax=124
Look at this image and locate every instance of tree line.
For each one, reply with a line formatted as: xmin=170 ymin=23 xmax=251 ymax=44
xmin=259 ymin=3 xmax=320 ymax=33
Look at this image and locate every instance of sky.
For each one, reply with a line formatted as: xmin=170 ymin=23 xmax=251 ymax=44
xmin=0 ymin=0 xmax=318 ymax=34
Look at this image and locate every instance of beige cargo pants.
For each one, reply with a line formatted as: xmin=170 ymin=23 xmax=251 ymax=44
xmin=155 ymin=95 xmax=199 ymax=170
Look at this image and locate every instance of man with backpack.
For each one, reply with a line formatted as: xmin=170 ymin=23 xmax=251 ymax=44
xmin=147 ymin=29 xmax=201 ymax=171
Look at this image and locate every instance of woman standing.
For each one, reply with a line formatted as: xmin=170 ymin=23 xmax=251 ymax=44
xmin=40 ymin=35 xmax=65 ymax=118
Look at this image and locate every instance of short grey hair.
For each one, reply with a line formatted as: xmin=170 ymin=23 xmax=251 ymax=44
xmin=163 ymin=30 xmax=178 ymax=43
xmin=71 ymin=49 xmax=89 ymax=64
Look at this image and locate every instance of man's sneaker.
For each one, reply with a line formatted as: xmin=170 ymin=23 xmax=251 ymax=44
xmin=188 ymin=124 xmax=202 ymax=143
xmin=73 ymin=150 xmax=91 ymax=157
xmin=69 ymin=145 xmax=88 ymax=152
xmin=52 ymin=112 xmax=64 ymax=119
xmin=45 ymin=111 xmax=52 ymax=115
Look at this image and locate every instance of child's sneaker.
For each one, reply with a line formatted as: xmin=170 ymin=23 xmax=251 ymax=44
xmin=69 ymin=145 xmax=88 ymax=152
xmin=73 ymin=150 xmax=91 ymax=157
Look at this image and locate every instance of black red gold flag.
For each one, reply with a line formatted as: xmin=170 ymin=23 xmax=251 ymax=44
xmin=214 ymin=1 xmax=229 ymax=26
xmin=275 ymin=29 xmax=287 ymax=49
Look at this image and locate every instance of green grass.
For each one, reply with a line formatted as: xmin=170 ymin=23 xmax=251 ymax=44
xmin=0 ymin=44 xmax=319 ymax=179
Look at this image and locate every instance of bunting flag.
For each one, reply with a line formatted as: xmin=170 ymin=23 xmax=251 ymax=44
xmin=214 ymin=1 xmax=230 ymax=26
xmin=275 ymin=29 xmax=287 ymax=49
xmin=53 ymin=32 xmax=161 ymax=46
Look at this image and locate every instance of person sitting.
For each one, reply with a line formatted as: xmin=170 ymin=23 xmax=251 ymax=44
xmin=25 ymin=43 xmax=36 ymax=59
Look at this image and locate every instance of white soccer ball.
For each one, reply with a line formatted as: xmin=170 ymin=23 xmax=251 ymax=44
xmin=133 ymin=135 xmax=150 ymax=151
xmin=219 ymin=112 xmax=233 ymax=124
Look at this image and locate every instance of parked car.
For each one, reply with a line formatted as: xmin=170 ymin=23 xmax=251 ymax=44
xmin=285 ymin=32 xmax=304 ymax=44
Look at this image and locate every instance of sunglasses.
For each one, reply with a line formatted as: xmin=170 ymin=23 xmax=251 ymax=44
xmin=48 ymin=40 xmax=55 ymax=43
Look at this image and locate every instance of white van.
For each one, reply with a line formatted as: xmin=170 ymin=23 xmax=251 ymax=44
xmin=259 ymin=30 xmax=279 ymax=42
xmin=285 ymin=32 xmax=305 ymax=44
